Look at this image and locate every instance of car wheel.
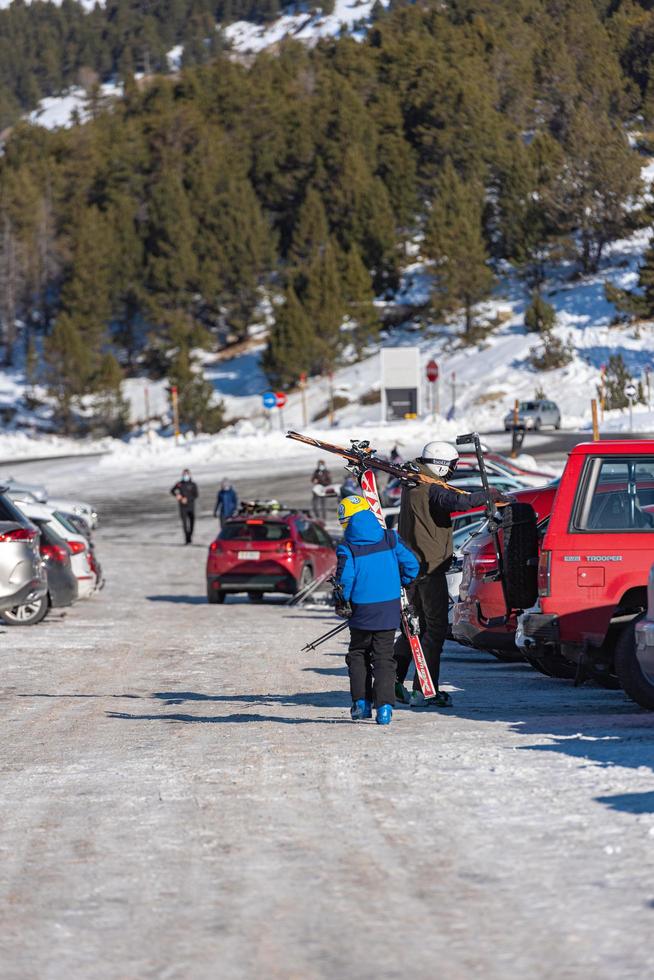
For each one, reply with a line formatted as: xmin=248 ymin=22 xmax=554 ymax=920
xmin=490 ymin=649 xmax=525 ymax=663
xmin=207 ymin=588 xmax=226 ymax=604
xmin=554 ymin=418 xmax=561 ymax=430
xmin=615 ymin=614 xmax=654 ymax=708
xmin=2 ymin=594 xmax=49 ymax=626
xmin=296 ymin=564 xmax=314 ymax=594
xmin=248 ymin=592 xmax=265 ymax=603
xmin=533 ymin=418 xmax=541 ymax=431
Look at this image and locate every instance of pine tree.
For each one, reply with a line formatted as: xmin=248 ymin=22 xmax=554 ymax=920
xmin=93 ymin=353 xmax=130 ymax=437
xmin=262 ymin=286 xmax=314 ymax=389
xmin=44 ymin=314 xmax=89 ymax=432
xmin=601 ymin=353 xmax=634 ymax=410
xmin=301 ymin=239 xmax=344 ymax=372
xmin=341 ymin=245 xmax=379 ymax=350
xmin=606 ymin=237 xmax=654 ymax=320
xmin=524 ymin=292 xmax=556 ymax=333
xmin=424 ymin=159 xmax=494 ymax=333
xmin=288 ymin=187 xmax=330 ymax=273
xmin=168 ymin=337 xmax=225 ymax=434
xmin=0 ymin=211 xmax=24 ymax=367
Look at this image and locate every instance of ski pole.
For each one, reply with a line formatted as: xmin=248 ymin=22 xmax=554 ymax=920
xmin=301 ymin=619 xmax=350 ymax=652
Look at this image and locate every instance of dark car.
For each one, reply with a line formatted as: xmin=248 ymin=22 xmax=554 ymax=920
xmin=38 ymin=520 xmax=78 ymax=609
xmin=207 ymin=510 xmax=337 ymax=603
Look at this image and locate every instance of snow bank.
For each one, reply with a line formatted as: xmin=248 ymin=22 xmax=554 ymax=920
xmin=225 ymin=0 xmax=390 ymax=53
xmin=28 ymin=82 xmax=122 ymax=131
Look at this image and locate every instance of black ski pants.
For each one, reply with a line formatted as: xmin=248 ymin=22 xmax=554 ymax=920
xmin=347 ymin=628 xmax=396 ymax=708
xmin=179 ymin=506 xmax=195 ymax=543
xmin=394 ymin=570 xmax=449 ymax=690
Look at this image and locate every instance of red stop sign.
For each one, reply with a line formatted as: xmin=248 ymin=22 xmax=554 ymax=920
xmin=426 ymin=359 xmax=439 ymax=382
xmin=275 ymin=391 xmax=287 ymax=408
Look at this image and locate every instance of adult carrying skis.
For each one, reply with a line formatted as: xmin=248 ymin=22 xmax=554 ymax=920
xmin=394 ymin=441 xmax=507 ymax=708
xmin=335 ymin=495 xmax=419 ymax=726
xmin=170 ymin=469 xmax=199 ymax=544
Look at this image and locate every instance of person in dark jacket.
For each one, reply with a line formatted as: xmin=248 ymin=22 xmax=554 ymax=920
xmin=214 ymin=480 xmax=238 ymax=528
xmin=311 ymin=460 xmax=332 ymax=519
xmin=170 ymin=469 xmax=199 ymax=544
xmin=335 ymin=495 xmax=419 ymax=726
xmin=394 ymin=441 xmax=506 ymax=708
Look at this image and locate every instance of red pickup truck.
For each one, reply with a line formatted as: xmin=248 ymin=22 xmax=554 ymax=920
xmin=517 ymin=440 xmax=654 ymax=707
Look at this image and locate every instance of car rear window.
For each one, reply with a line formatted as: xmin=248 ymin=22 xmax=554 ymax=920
xmin=519 ymin=401 xmax=537 ymax=411
xmin=575 ymin=457 xmax=654 ymax=531
xmin=220 ymin=520 xmax=291 ymax=541
xmin=0 ymin=492 xmax=35 ymax=528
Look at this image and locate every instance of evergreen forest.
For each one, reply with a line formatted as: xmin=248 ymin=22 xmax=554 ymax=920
xmin=3 ymin=0 xmax=654 ymax=432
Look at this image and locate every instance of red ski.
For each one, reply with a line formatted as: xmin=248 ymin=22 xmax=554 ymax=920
xmin=358 ymin=468 xmax=436 ymax=700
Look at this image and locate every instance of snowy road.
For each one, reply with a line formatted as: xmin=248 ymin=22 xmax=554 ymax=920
xmin=1 ymin=465 xmax=654 ymax=979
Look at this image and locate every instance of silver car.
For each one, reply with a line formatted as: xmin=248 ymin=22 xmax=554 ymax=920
xmin=1 ymin=476 xmax=48 ymax=503
xmin=503 ymin=399 xmax=561 ymax=431
xmin=0 ymin=491 xmax=47 ymax=614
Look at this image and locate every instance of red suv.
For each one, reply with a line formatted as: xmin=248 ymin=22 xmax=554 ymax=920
xmin=453 ymin=482 xmax=559 ymax=661
xmin=519 ymin=440 xmax=654 ymax=702
xmin=206 ymin=511 xmax=336 ymax=603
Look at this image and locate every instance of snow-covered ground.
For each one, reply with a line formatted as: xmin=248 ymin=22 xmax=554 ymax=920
xmin=27 ymin=82 xmax=122 ymax=130
xmin=225 ymin=0 xmax=389 ymax=53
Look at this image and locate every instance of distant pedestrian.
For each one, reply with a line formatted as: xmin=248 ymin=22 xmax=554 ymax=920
xmin=214 ymin=479 xmax=238 ymax=528
xmin=334 ymin=495 xmax=419 ymax=726
xmin=311 ymin=459 xmax=332 ymax=520
xmin=171 ymin=469 xmax=199 ymax=544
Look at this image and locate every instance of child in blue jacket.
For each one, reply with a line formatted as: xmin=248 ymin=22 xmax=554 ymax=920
xmin=335 ymin=495 xmax=419 ymax=726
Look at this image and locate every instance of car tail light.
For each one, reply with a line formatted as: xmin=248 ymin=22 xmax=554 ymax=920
xmin=0 ymin=527 xmax=37 ymax=543
xmin=246 ymin=519 xmax=264 ymax=525
xmin=68 ymin=540 xmax=86 ymax=554
xmin=210 ymin=540 xmax=220 ymax=552
xmin=41 ymin=543 xmax=68 ymax=564
xmin=278 ymin=540 xmax=295 ymax=556
xmin=538 ymin=550 xmax=551 ymax=597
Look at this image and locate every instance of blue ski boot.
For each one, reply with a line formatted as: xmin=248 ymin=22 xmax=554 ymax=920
xmin=376 ymin=704 xmax=393 ymax=726
xmin=351 ymin=699 xmax=373 ymax=721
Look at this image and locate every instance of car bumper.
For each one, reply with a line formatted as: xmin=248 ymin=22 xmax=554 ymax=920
xmin=0 ymin=577 xmax=48 ymax=612
xmin=452 ymin=597 xmax=517 ymax=650
xmin=518 ymin=611 xmax=559 ymax=647
xmin=208 ymin=572 xmax=297 ymax=595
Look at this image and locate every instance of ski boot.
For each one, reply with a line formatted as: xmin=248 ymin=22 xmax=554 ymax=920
xmin=395 ymin=682 xmax=411 ymax=705
xmin=376 ymin=704 xmax=393 ymax=726
xmin=410 ymin=689 xmax=453 ymax=708
xmin=351 ymin=699 xmax=373 ymax=721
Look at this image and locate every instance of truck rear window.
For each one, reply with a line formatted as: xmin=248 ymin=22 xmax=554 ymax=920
xmin=575 ymin=458 xmax=654 ymax=531
xmin=220 ymin=521 xmax=291 ymax=542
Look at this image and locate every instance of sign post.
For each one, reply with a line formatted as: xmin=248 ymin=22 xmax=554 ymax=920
xmin=275 ymin=391 xmax=287 ymax=431
xmin=591 ymin=398 xmax=599 ymax=441
xmin=299 ymin=372 xmax=308 ymax=427
xmin=171 ymin=385 xmax=180 ymax=446
xmin=426 ymin=359 xmax=439 ymax=418
xmin=625 ymin=382 xmax=636 ymax=431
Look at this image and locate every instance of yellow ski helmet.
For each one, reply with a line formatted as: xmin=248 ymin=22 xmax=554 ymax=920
xmin=338 ymin=494 xmax=370 ymax=528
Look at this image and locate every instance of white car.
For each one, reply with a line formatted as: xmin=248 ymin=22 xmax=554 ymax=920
xmin=46 ymin=497 xmax=98 ymax=530
xmin=16 ymin=501 xmax=97 ymax=598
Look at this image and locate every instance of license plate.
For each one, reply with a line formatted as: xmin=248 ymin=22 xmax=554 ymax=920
xmin=238 ymin=550 xmax=260 ymax=560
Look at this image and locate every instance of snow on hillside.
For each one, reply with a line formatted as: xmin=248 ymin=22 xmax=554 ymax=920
xmin=28 ymin=82 xmax=122 ymax=130
xmin=225 ymin=0 xmax=389 ymax=53
xmin=0 ymin=0 xmax=100 ymax=10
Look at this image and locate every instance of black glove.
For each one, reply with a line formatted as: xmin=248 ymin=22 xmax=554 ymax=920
xmin=335 ymin=599 xmax=353 ymax=619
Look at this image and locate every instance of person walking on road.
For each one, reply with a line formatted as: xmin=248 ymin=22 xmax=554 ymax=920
xmin=311 ymin=459 xmax=332 ymax=520
xmin=171 ymin=469 xmax=199 ymax=544
xmin=334 ymin=495 xmax=419 ymax=726
xmin=394 ymin=441 xmax=506 ymax=708
xmin=214 ymin=480 xmax=238 ymax=528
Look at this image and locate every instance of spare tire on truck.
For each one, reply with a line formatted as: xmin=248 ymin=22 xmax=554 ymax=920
xmin=502 ymin=502 xmax=538 ymax=610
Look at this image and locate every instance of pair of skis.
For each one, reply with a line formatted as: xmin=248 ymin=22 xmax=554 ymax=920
xmin=290 ymin=432 xmax=437 ymax=699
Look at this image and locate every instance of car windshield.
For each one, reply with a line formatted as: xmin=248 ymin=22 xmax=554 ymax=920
xmin=220 ymin=520 xmax=291 ymax=541
xmin=53 ymin=511 xmax=79 ymax=535
xmin=519 ymin=401 xmax=538 ymax=411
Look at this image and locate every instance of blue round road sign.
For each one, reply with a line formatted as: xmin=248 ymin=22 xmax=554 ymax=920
xmin=262 ymin=391 xmax=277 ymax=409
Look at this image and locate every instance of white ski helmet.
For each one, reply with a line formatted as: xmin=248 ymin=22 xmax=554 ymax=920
xmin=418 ymin=441 xmax=459 ymax=479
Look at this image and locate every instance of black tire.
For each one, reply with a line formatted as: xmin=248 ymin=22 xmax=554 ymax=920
xmin=1 ymin=594 xmax=49 ymax=626
xmin=525 ymin=651 xmax=576 ymax=679
xmin=554 ymin=419 xmax=561 ymax=430
xmin=207 ymin=588 xmax=226 ymax=604
xmin=502 ymin=502 xmax=538 ymax=609
xmin=490 ymin=649 xmax=525 ymax=663
xmin=295 ymin=564 xmax=314 ymax=594
xmin=248 ymin=592 xmax=264 ymax=603
xmin=615 ymin=614 xmax=654 ymax=708
xmin=534 ymin=418 xmax=541 ymax=431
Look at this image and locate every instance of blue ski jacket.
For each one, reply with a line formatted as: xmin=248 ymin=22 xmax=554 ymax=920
xmin=215 ymin=486 xmax=238 ymax=518
xmin=335 ymin=509 xmax=419 ymax=631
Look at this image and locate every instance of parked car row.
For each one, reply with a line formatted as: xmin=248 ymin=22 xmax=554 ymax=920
xmin=450 ymin=439 xmax=654 ymax=711
xmin=0 ymin=481 xmax=101 ymax=626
